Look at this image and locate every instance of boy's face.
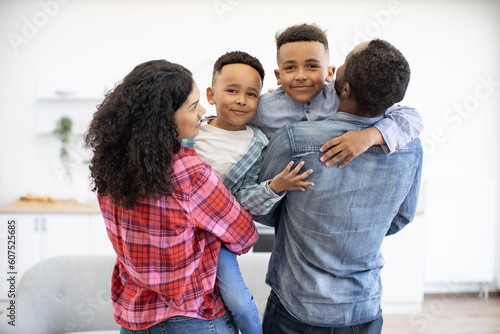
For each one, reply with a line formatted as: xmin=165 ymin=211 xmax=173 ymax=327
xmin=275 ymin=41 xmax=335 ymax=103
xmin=207 ymin=63 xmax=262 ymax=131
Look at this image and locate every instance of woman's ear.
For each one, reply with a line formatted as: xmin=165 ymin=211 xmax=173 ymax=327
xmin=206 ymin=87 xmax=216 ymax=105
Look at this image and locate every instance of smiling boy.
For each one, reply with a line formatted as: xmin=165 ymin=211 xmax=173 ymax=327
xmin=183 ymin=50 xmax=313 ymax=334
xmin=249 ymin=23 xmax=424 ymax=167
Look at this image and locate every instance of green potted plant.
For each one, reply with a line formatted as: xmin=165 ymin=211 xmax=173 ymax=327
xmin=53 ymin=116 xmax=73 ymax=179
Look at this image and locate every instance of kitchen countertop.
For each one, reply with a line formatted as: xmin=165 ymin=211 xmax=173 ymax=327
xmin=0 ymin=201 xmax=101 ymax=214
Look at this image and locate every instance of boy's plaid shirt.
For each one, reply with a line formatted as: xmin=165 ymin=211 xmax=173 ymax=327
xmin=98 ymin=146 xmax=258 ymax=330
xmin=183 ymin=123 xmax=283 ymax=216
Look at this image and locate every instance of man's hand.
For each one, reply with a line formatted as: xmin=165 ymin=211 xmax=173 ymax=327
xmin=269 ymin=161 xmax=314 ymax=194
xmin=319 ymin=127 xmax=384 ymax=168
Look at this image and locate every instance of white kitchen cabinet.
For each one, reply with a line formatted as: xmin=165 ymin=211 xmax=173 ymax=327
xmin=89 ymin=214 xmax=115 ymax=255
xmin=0 ymin=214 xmax=42 ymax=300
xmin=0 ymin=208 xmax=113 ymax=300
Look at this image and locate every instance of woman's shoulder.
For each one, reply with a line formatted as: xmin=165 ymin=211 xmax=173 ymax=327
xmin=173 ymin=147 xmax=217 ymax=187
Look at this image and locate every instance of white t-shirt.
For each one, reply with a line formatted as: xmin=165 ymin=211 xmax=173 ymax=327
xmin=194 ymin=121 xmax=254 ymax=180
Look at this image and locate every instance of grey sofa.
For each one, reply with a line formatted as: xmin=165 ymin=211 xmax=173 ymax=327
xmin=0 ymin=253 xmax=271 ymax=334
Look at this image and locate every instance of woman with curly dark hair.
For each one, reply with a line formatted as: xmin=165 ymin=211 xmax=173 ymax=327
xmin=85 ymin=59 xmax=258 ymax=333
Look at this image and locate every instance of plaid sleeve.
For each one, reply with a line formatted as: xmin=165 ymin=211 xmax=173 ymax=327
xmin=234 ymin=148 xmax=283 ymax=215
xmin=190 ymin=164 xmax=258 ymax=255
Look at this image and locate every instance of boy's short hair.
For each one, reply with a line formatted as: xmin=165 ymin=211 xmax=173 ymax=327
xmin=345 ymin=39 xmax=411 ymax=117
xmin=212 ymin=51 xmax=265 ymax=86
xmin=275 ymin=23 xmax=329 ymax=57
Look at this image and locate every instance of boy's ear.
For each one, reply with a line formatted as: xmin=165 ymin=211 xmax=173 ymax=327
xmin=206 ymin=87 xmax=216 ymax=105
xmin=274 ymin=69 xmax=282 ymax=86
xmin=325 ymin=66 xmax=335 ymax=83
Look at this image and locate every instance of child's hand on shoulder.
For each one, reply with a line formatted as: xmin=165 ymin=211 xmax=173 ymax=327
xmin=319 ymin=127 xmax=384 ymax=168
xmin=269 ymin=161 xmax=314 ymax=194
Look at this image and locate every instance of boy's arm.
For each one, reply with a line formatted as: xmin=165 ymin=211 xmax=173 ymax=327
xmin=234 ymin=148 xmax=282 ymax=216
xmin=320 ymin=105 xmax=423 ymax=167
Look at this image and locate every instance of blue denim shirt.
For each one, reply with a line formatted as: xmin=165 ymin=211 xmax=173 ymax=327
xmin=249 ymin=82 xmax=424 ymax=153
xmin=256 ymin=112 xmax=423 ymax=327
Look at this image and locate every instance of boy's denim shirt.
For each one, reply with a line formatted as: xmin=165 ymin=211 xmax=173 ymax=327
xmin=256 ymin=112 xmax=423 ymax=327
xmin=250 ymin=82 xmax=424 ymax=153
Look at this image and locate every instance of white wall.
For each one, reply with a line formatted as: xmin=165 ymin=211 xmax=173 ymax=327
xmin=1 ymin=0 xmax=499 ymax=291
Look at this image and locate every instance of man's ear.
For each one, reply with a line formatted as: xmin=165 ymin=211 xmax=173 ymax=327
xmin=325 ymin=66 xmax=336 ymax=83
xmin=274 ymin=69 xmax=282 ymax=86
xmin=206 ymin=87 xmax=216 ymax=105
xmin=343 ymin=82 xmax=354 ymax=99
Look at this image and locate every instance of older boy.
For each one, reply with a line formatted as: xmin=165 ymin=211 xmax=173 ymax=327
xmin=183 ymin=51 xmax=312 ymax=334
xmin=249 ymin=23 xmax=423 ymax=167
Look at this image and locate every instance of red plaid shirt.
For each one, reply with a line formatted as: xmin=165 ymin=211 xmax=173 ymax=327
xmin=98 ymin=147 xmax=258 ymax=330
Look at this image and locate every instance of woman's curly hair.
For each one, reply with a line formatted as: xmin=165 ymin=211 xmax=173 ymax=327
xmin=85 ymin=60 xmax=193 ymax=209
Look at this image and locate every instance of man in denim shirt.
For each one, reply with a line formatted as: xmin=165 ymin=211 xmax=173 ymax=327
xmin=257 ymin=40 xmax=423 ymax=334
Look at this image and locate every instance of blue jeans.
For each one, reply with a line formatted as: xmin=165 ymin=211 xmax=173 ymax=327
xmin=217 ymin=245 xmax=262 ymax=334
xmin=120 ymin=312 xmax=238 ymax=334
xmin=262 ymin=291 xmax=383 ymax=334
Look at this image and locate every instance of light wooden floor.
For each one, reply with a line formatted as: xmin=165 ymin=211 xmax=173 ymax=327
xmin=383 ymin=294 xmax=500 ymax=334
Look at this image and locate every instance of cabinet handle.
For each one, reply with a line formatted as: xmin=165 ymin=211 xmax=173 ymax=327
xmin=42 ymin=217 xmax=47 ymax=233
xmin=35 ymin=217 xmax=39 ymax=232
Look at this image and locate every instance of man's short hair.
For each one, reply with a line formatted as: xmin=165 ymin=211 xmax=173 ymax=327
xmin=275 ymin=23 xmax=329 ymax=57
xmin=345 ymin=39 xmax=411 ymax=117
xmin=212 ymin=51 xmax=265 ymax=86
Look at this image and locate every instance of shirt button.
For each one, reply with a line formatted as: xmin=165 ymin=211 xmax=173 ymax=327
xmin=395 ymin=145 xmax=399 ymax=150
xmin=306 ymin=101 xmax=311 ymax=105
xmin=306 ymin=110 xmax=310 ymax=114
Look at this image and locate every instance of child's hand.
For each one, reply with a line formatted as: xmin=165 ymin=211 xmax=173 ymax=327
xmin=268 ymin=161 xmax=314 ymax=194
xmin=319 ymin=127 xmax=384 ymax=168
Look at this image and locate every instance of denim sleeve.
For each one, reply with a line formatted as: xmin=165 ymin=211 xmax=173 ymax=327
xmin=234 ymin=148 xmax=284 ymax=216
xmin=386 ymin=156 xmax=423 ymax=236
xmin=253 ymin=127 xmax=293 ymax=226
xmin=373 ymin=105 xmax=424 ymax=154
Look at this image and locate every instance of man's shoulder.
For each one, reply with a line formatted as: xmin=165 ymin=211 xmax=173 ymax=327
xmin=271 ymin=120 xmax=341 ymax=147
xmin=286 ymin=119 xmax=340 ymax=136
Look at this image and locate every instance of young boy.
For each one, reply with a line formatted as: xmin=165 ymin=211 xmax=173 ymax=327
xmin=249 ymin=23 xmax=424 ymax=167
xmin=183 ymin=51 xmax=313 ymax=334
